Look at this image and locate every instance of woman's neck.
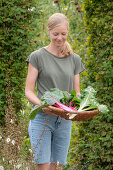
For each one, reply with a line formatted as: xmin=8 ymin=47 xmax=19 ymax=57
xmin=45 ymin=43 xmax=64 ymax=57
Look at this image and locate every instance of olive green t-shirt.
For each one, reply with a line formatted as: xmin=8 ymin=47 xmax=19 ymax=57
xmin=26 ymin=47 xmax=85 ymax=99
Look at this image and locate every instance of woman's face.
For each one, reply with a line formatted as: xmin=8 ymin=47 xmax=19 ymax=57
xmin=48 ymin=23 xmax=68 ymax=47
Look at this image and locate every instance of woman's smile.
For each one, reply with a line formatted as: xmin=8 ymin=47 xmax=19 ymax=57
xmin=48 ymin=23 xmax=68 ymax=47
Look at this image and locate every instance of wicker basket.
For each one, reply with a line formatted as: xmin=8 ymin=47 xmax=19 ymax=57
xmin=46 ymin=106 xmax=99 ymax=121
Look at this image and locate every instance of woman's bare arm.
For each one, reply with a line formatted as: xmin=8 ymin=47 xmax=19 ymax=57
xmin=25 ymin=63 xmax=41 ymax=106
xmin=73 ymin=74 xmax=81 ymax=97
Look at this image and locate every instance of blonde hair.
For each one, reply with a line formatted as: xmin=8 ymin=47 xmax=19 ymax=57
xmin=47 ymin=13 xmax=73 ymax=56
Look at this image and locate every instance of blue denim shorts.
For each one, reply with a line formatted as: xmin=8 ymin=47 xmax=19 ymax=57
xmin=28 ymin=111 xmax=72 ymax=165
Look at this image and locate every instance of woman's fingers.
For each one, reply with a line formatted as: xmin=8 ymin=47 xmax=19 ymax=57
xmin=42 ymin=106 xmax=70 ymax=120
xmin=42 ymin=107 xmax=56 ymax=115
xmin=48 ymin=106 xmax=65 ymax=114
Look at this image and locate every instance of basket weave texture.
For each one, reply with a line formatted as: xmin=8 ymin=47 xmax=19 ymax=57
xmin=45 ymin=106 xmax=99 ymax=121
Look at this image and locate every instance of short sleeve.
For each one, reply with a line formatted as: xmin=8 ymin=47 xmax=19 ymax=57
xmin=26 ymin=51 xmax=41 ymax=71
xmin=73 ymin=53 xmax=85 ymax=75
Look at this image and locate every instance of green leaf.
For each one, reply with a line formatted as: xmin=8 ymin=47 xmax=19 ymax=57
xmin=29 ymin=104 xmax=48 ymax=120
xmin=98 ymin=105 xmax=109 ymax=113
xmin=40 ymin=88 xmax=65 ymax=105
xmin=78 ymin=86 xmax=98 ymax=111
xmin=71 ymin=90 xmax=76 ymax=96
xmin=82 ymin=105 xmax=98 ymax=111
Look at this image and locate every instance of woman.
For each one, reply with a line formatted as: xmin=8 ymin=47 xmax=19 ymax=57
xmin=25 ymin=13 xmax=84 ymax=170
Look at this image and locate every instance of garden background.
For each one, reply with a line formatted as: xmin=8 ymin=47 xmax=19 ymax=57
xmin=0 ymin=0 xmax=113 ymax=169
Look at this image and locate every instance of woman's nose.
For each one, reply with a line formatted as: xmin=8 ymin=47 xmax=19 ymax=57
xmin=57 ymin=35 xmax=62 ymax=40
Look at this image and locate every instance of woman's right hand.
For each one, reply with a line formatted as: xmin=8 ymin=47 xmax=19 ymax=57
xmin=42 ymin=107 xmax=57 ymax=116
xmin=42 ymin=106 xmax=70 ymax=120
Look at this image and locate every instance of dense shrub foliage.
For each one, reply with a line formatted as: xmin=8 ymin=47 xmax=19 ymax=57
xmin=0 ymin=0 xmax=38 ymax=125
xmin=0 ymin=0 xmax=40 ymax=168
xmin=68 ymin=0 xmax=113 ymax=169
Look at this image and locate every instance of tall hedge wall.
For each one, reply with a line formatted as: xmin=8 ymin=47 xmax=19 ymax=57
xmin=69 ymin=0 xmax=113 ymax=169
xmin=84 ymin=0 xmax=113 ymax=108
xmin=0 ymin=0 xmax=39 ymax=125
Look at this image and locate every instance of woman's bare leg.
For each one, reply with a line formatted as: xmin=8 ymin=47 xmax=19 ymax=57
xmin=49 ymin=163 xmax=63 ymax=170
xmin=35 ymin=163 xmax=50 ymax=170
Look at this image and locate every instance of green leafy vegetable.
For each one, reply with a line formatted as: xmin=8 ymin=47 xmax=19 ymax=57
xmin=78 ymin=86 xmax=108 ymax=113
xmin=51 ymin=96 xmax=78 ymax=112
xmin=40 ymin=88 xmax=69 ymax=105
xmin=29 ymin=104 xmax=48 ymax=120
xmin=98 ymin=104 xmax=109 ymax=114
xmin=78 ymin=86 xmax=98 ymax=111
xmin=29 ymin=86 xmax=108 ymax=120
xmin=69 ymin=86 xmax=109 ymax=119
xmin=29 ymin=88 xmax=80 ymax=120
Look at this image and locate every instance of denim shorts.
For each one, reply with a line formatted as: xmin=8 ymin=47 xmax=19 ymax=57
xmin=28 ymin=110 xmax=72 ymax=165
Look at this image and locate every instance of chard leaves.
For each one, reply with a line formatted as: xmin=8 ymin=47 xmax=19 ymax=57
xmin=29 ymin=86 xmax=108 ymax=120
xmin=78 ymin=86 xmax=108 ymax=113
xmin=40 ymin=88 xmax=69 ymax=105
xmin=78 ymin=86 xmax=98 ymax=111
xmin=29 ymin=104 xmax=48 ymax=120
xmin=98 ymin=105 xmax=109 ymax=113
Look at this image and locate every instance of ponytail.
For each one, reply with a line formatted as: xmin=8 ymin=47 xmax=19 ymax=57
xmin=61 ymin=41 xmax=73 ymax=56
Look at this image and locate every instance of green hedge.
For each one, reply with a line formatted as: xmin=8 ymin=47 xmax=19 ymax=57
xmin=0 ymin=0 xmax=39 ymax=125
xmin=68 ymin=0 xmax=113 ymax=169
